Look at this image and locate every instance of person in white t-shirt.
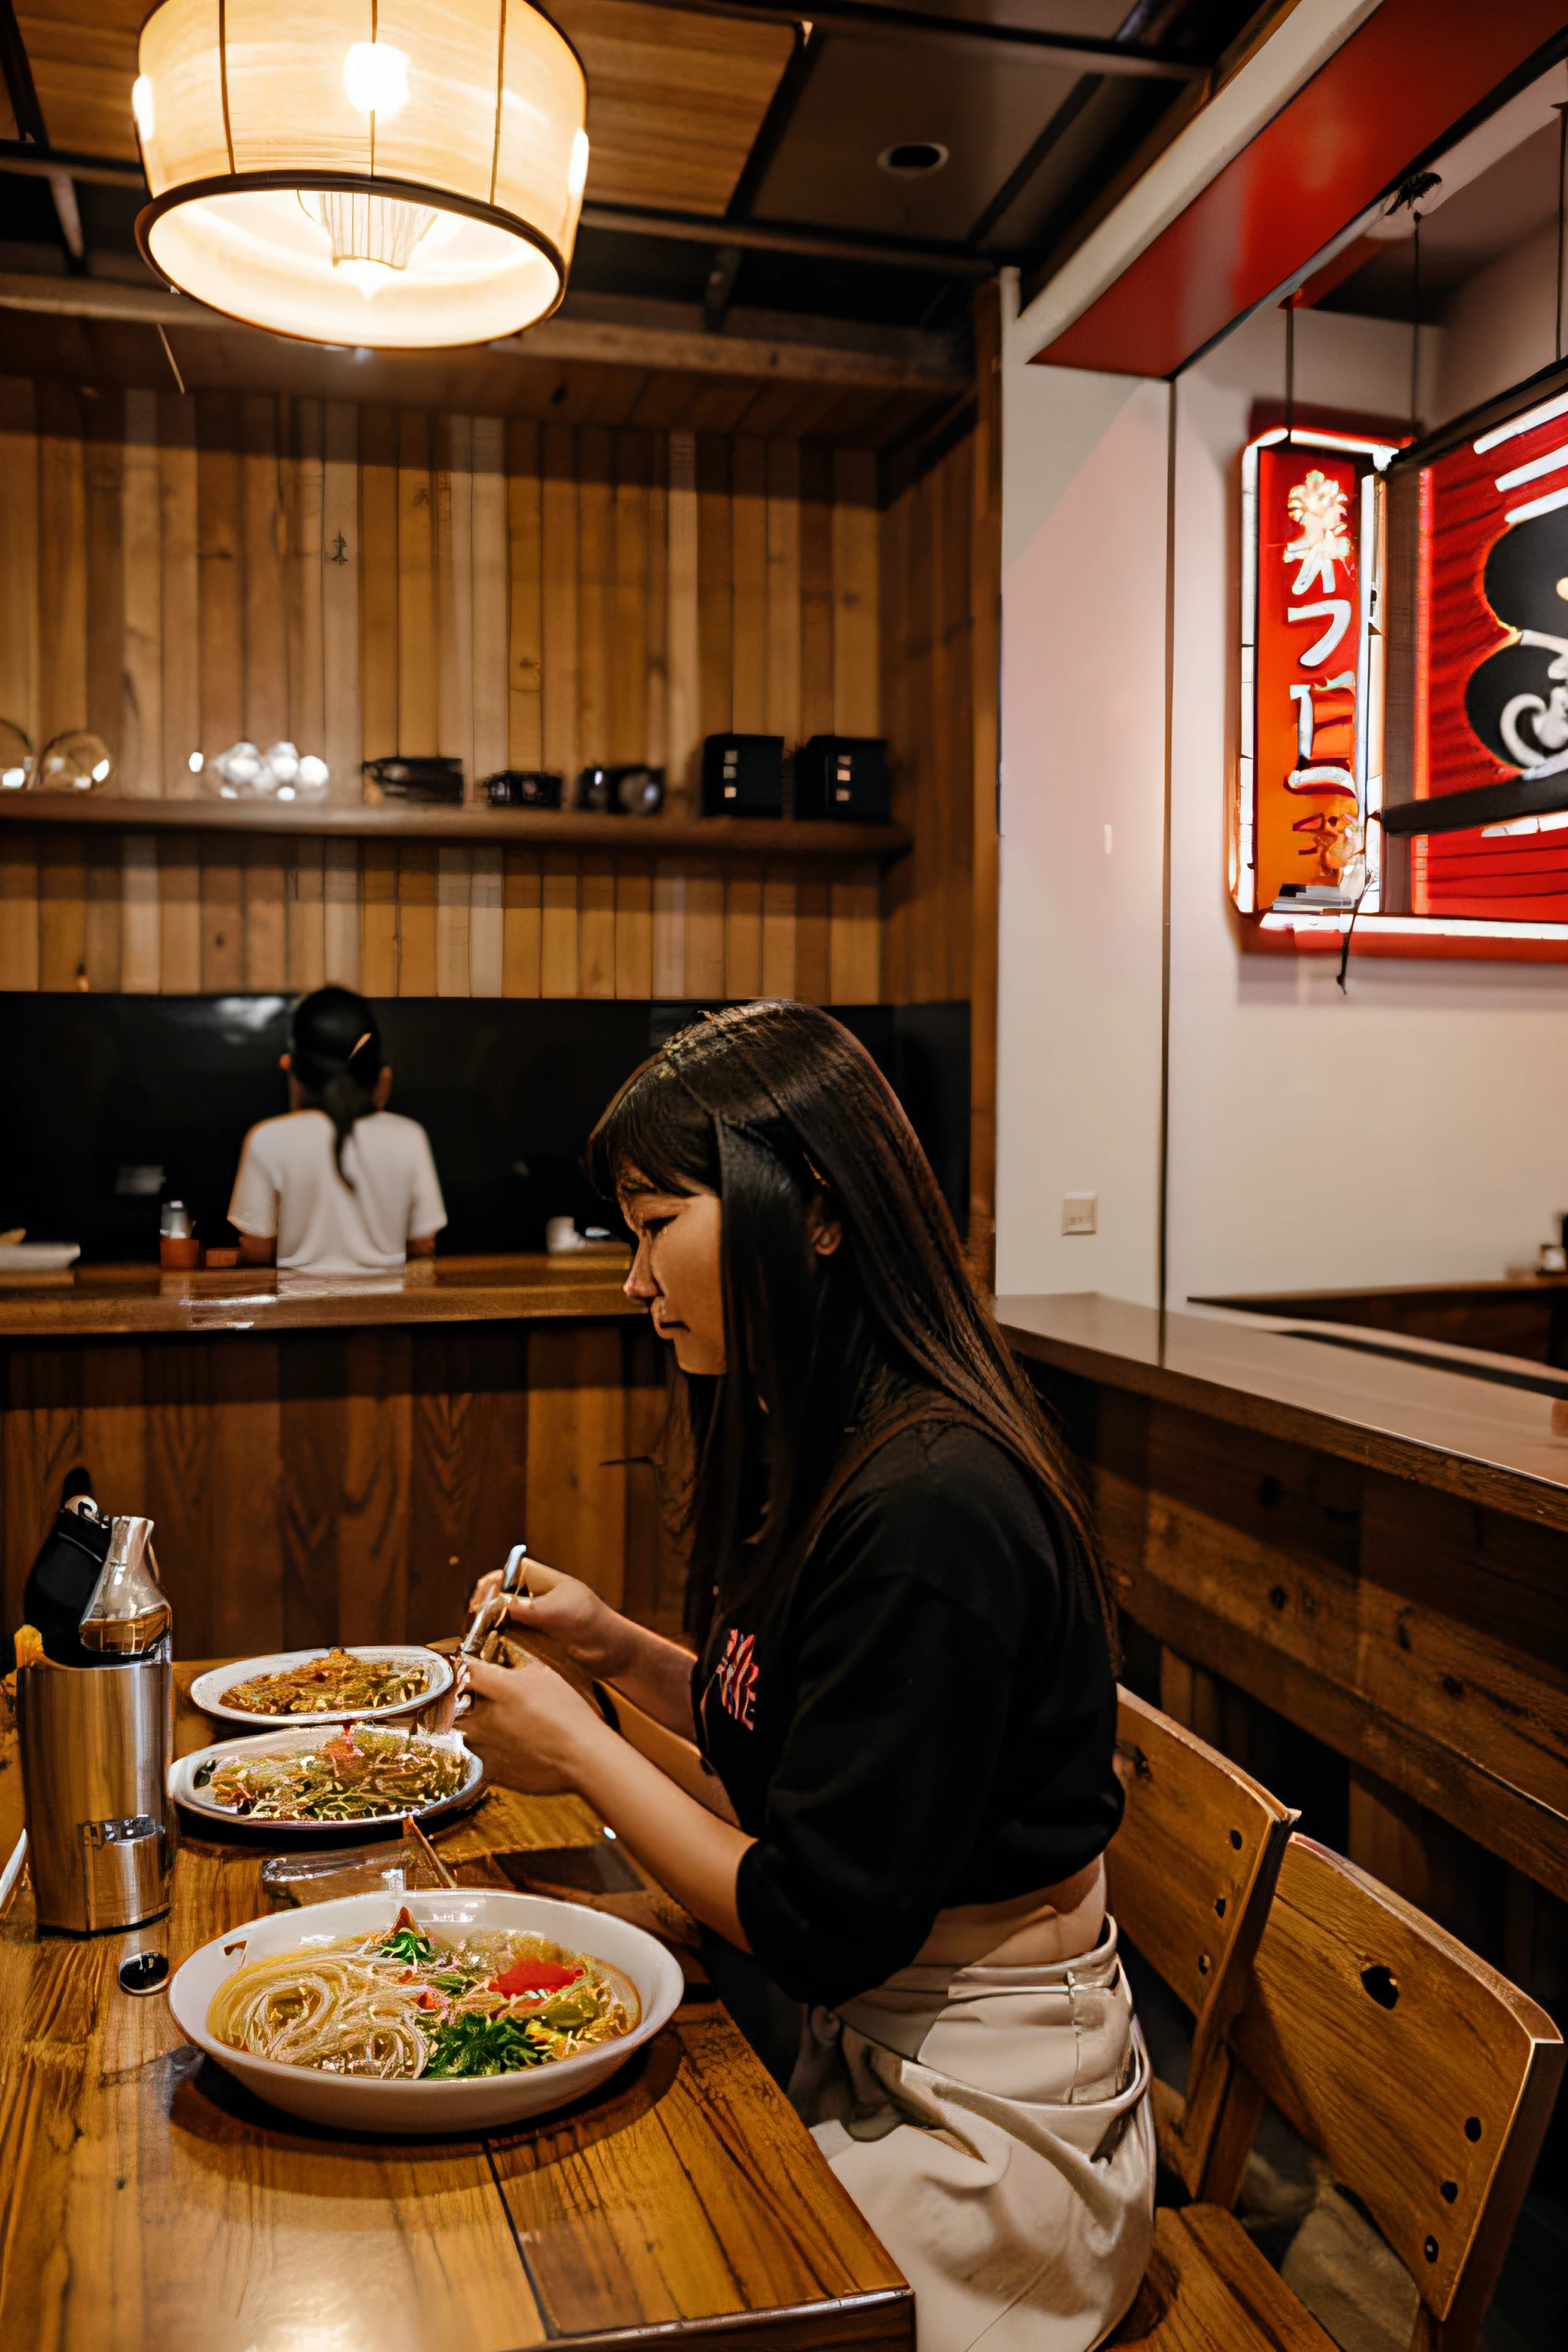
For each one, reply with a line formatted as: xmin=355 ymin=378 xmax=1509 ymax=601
xmin=228 ymin=987 xmax=447 ymax=1276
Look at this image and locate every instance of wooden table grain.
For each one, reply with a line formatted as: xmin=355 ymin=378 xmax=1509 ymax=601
xmin=0 ymin=1677 xmax=911 ymax=2352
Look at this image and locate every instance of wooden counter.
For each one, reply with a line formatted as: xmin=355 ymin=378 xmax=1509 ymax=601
xmin=1194 ymin=1274 xmax=1568 ymax=1370
xmin=998 ymin=1294 xmax=1568 ymax=1912
xmin=0 ymin=1251 xmax=637 ymax=1338
xmin=1 ymin=1254 xmax=675 ymax=1665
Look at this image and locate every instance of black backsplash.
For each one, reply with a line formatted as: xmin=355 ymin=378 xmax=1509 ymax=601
xmin=0 ymin=997 xmax=970 ymax=1261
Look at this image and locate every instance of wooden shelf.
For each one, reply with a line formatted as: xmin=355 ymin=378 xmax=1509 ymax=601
xmin=0 ymin=795 xmax=911 ymax=863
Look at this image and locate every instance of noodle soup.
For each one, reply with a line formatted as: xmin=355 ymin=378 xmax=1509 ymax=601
xmin=171 ymin=1890 xmax=684 ymax=2130
xmin=209 ymin=1907 xmax=638 ymax=2080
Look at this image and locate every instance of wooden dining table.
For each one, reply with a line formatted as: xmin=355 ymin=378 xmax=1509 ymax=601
xmin=0 ymin=1668 xmax=913 ymax=2352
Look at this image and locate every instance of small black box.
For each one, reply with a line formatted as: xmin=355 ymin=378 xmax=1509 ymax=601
xmin=483 ymin=769 xmax=563 ymax=808
xmin=362 ymin=755 xmax=465 ymax=805
xmin=792 ymin=736 xmax=891 ymax=822
xmin=574 ymin=764 xmax=667 ymax=816
xmin=701 ymin=734 xmax=784 ymax=818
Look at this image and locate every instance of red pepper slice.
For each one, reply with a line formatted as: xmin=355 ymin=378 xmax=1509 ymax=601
xmin=488 ymin=1958 xmax=584 ymax=1997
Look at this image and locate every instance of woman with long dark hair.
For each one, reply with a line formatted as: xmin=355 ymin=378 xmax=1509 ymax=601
xmin=228 ymin=985 xmax=446 ymax=1275
xmin=462 ymin=1002 xmax=1152 ymax=2350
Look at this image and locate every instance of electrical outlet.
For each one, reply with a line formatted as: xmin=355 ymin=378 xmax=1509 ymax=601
xmin=1062 ymin=1193 xmax=1097 ymax=1236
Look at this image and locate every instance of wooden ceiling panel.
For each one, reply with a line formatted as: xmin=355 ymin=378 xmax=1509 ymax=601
xmin=16 ymin=4 xmax=143 ymax=158
xmin=550 ymin=0 xmax=793 ymax=215
xmin=16 ymin=3 xmax=792 ymax=218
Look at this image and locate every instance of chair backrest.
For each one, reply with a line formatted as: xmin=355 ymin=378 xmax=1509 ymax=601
xmin=1217 ymin=1835 xmax=1564 ymax=2352
xmin=1108 ymin=1687 xmax=1297 ymax=2192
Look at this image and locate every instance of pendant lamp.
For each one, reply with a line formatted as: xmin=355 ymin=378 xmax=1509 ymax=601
xmin=132 ymin=2 xmax=589 ymax=348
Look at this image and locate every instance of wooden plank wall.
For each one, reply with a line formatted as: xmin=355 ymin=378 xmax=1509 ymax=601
xmin=2 ymin=1318 xmax=684 ymax=1654
xmin=0 ymin=380 xmax=921 ymax=1004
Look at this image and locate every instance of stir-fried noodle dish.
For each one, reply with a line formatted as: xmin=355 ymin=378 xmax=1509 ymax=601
xmin=194 ymin=1728 xmax=468 ymax=1821
xmin=209 ymin=1909 xmax=638 ymax=2079
xmin=220 ymin=1648 xmax=431 ymax=1717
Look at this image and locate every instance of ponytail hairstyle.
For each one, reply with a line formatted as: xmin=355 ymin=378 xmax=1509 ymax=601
xmin=289 ymin=985 xmax=383 ymax=1187
xmin=586 ymin=1001 xmax=1116 ymax=1661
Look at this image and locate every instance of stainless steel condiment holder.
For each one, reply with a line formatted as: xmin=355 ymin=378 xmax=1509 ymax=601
xmin=15 ymin=1513 xmax=178 ymax=1935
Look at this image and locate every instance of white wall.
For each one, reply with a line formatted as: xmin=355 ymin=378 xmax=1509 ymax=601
xmin=997 ymin=285 xmax=1568 ymax=1306
xmin=994 ymin=325 xmax=1168 ymax=1299
xmin=1435 ymin=216 xmax=1560 ymax=427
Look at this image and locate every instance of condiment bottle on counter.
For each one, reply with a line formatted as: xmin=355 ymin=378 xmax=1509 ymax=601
xmin=160 ymin=1199 xmax=201 ymax=1270
xmin=15 ymin=1514 xmax=177 ymax=1934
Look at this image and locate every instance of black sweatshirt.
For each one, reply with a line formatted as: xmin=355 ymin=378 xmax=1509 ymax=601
xmin=692 ymin=1420 xmax=1122 ymax=2010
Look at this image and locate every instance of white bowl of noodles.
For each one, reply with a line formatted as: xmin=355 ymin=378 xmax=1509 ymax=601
xmin=168 ymin=1890 xmax=686 ymax=2132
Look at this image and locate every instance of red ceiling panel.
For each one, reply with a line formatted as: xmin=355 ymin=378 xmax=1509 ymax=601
xmin=1034 ymin=0 xmax=1568 ymax=379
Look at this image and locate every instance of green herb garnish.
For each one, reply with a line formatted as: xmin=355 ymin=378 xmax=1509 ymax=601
xmin=379 ymin=1922 xmax=435 ymax=1965
xmin=424 ymin=2011 xmax=547 ymax=2078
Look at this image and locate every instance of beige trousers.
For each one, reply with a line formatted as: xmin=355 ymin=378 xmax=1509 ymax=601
xmin=791 ymin=1893 xmax=1154 ymax=2352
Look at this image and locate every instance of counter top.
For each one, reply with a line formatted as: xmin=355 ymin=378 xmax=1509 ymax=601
xmin=0 ymin=1251 xmax=639 ymax=1338
xmin=998 ymin=1292 xmax=1568 ymax=1530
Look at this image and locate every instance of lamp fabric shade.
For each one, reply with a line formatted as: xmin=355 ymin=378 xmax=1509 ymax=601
xmin=135 ymin=0 xmax=588 ymax=348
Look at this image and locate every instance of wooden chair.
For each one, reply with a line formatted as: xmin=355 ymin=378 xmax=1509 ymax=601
xmin=1116 ymin=1835 xmax=1566 ymax=2352
xmin=1108 ymin=1686 xmax=1298 ymax=2195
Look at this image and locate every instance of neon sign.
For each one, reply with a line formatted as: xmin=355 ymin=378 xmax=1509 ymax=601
xmin=1233 ymin=426 xmax=1397 ymax=924
xmin=1240 ymin=381 xmax=1568 ymax=960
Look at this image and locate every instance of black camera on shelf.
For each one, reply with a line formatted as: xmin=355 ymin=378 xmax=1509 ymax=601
xmin=574 ymin=764 xmax=665 ymax=815
xmin=361 ymin=756 xmax=465 ymax=805
xmin=701 ymin=734 xmax=784 ymax=817
xmin=792 ymin=735 xmax=891 ymax=822
xmin=482 ymin=769 xmax=564 ymax=808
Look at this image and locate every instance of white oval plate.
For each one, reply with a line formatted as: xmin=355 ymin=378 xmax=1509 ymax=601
xmin=0 ymin=1242 xmax=80 ymax=1271
xmin=169 ymin=1888 xmax=684 ymax=2132
xmin=189 ymin=1646 xmax=453 ymax=1728
xmin=169 ymin=1723 xmax=481 ymax=1833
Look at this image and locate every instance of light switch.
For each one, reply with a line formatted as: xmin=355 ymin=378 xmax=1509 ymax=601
xmin=1062 ymin=1193 xmax=1097 ymax=1236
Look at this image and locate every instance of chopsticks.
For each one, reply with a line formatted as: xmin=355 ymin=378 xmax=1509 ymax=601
xmin=0 ymin=1830 xmax=26 ymax=1917
xmin=457 ymin=1542 xmax=530 ymax=1661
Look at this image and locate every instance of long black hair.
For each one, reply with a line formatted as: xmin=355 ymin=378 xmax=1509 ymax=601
xmin=586 ymin=1001 xmax=1115 ymax=1656
xmin=290 ymin=985 xmax=382 ymax=1185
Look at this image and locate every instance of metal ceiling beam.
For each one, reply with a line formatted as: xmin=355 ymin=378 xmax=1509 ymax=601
xmin=0 ymin=140 xmax=142 ymax=186
xmin=625 ymin=0 xmax=1209 ymax=75
xmin=727 ymin=21 xmax=821 ymax=223
xmin=0 ymin=144 xmax=1000 ymax=274
xmin=580 ymin=199 xmax=1001 ymax=274
xmin=965 ymin=68 xmax=1105 ymax=248
xmin=0 ymin=0 xmax=47 ymax=147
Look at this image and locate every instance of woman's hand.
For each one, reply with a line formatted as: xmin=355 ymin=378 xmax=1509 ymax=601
xmin=460 ymin=1654 xmax=604 ymax=1794
xmin=466 ymin=1557 xmax=634 ymax=1680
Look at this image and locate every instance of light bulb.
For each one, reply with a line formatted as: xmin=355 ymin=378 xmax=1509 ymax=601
xmin=2 ymin=766 xmax=24 ymax=790
xmin=343 ymin=41 xmax=410 ymax=118
xmin=568 ymin=129 xmax=590 ymax=201
xmin=337 ymin=258 xmax=392 ymax=299
xmin=132 ymin=74 xmax=155 ymax=142
xmin=188 ymin=751 xmax=204 ymax=773
xmin=297 ymin=754 xmax=330 ymax=792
